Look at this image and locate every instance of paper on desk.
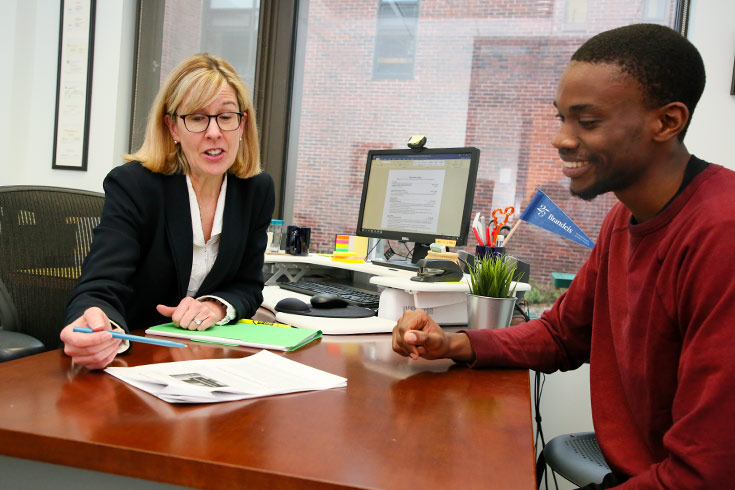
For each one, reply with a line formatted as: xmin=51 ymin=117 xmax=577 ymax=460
xmin=104 ymin=350 xmax=346 ymax=404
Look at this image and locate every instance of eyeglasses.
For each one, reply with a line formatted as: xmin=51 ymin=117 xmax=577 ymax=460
xmin=175 ymin=112 xmax=244 ymax=133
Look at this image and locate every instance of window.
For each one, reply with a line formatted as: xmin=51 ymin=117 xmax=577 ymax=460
xmin=564 ymin=0 xmax=588 ymax=27
xmin=128 ymin=0 xmax=689 ymax=291
xmin=373 ymin=0 xmax=419 ymax=79
xmin=284 ymin=0 xmax=681 ymax=289
xmin=130 ymin=0 xmax=260 ymax=151
xmin=200 ymin=0 xmax=260 ymax=91
xmin=642 ymin=0 xmax=670 ymax=22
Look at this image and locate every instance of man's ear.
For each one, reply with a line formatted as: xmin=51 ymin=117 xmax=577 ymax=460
xmin=652 ymin=102 xmax=689 ymax=142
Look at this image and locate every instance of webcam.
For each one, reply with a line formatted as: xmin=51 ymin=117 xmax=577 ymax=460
xmin=407 ymin=135 xmax=427 ymax=151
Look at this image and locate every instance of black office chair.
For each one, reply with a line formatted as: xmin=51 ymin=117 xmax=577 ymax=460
xmin=0 ymin=186 xmax=105 ymax=362
xmin=539 ymin=432 xmax=611 ymax=488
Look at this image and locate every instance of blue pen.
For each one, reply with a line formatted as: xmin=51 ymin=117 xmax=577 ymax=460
xmin=73 ymin=326 xmax=187 ymax=348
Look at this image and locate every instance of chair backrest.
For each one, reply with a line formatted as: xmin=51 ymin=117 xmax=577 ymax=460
xmin=0 ymin=186 xmax=105 ymax=350
xmin=541 ymin=432 xmax=611 ymax=487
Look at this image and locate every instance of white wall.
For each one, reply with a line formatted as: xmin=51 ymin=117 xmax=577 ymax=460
xmin=0 ymin=0 xmax=136 ymax=192
xmin=686 ymin=0 xmax=735 ymax=170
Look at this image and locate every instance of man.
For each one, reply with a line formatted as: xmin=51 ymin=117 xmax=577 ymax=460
xmin=392 ymin=24 xmax=735 ymax=489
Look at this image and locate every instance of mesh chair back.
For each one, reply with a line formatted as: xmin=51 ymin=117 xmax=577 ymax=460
xmin=0 ymin=186 xmax=104 ymax=350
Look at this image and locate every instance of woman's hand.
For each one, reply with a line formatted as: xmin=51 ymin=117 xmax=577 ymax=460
xmin=60 ymin=307 xmax=123 ymax=370
xmin=156 ymin=297 xmax=224 ymax=331
xmin=392 ymin=310 xmax=475 ymax=363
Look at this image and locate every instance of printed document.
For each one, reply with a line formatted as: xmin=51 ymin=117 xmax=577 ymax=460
xmin=105 ymin=350 xmax=347 ymax=404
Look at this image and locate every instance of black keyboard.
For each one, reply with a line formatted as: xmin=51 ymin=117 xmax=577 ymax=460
xmin=278 ymin=280 xmax=381 ymax=309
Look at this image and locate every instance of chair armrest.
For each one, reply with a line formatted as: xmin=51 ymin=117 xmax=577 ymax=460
xmin=0 ymin=330 xmax=46 ymax=362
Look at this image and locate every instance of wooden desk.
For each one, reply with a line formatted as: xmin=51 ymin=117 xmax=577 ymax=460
xmin=0 ymin=334 xmax=535 ymax=489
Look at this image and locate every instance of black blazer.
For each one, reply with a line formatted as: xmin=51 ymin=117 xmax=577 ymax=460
xmin=65 ymin=162 xmax=275 ymax=332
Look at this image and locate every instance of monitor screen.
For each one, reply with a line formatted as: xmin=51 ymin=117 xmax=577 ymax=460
xmin=356 ymin=147 xmax=479 ymax=264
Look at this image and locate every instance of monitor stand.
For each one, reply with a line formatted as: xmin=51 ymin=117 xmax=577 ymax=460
xmin=371 ymin=243 xmax=430 ymax=272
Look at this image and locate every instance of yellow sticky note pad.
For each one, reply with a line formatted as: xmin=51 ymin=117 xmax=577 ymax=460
xmin=334 ymin=235 xmax=369 ymax=257
xmin=435 ymin=239 xmax=456 ymax=247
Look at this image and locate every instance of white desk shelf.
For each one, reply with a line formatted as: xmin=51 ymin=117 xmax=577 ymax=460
xmin=262 ymin=253 xmax=532 ymax=333
xmin=264 ymin=252 xmax=414 ymax=285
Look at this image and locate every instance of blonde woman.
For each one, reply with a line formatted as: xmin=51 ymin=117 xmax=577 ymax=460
xmin=61 ymin=54 xmax=274 ymax=369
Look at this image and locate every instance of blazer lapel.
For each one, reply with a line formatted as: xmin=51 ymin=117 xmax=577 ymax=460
xmin=163 ymin=175 xmax=193 ymax=298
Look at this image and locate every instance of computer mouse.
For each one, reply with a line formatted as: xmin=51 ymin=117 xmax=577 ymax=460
xmin=310 ymin=293 xmax=349 ymax=309
xmin=274 ymin=297 xmax=311 ymax=314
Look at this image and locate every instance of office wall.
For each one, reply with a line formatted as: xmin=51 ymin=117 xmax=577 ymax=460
xmin=686 ymin=0 xmax=735 ymax=169
xmin=0 ymin=0 xmax=136 ymax=191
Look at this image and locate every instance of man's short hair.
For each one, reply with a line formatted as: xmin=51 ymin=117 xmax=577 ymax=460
xmin=572 ymin=23 xmax=705 ymax=140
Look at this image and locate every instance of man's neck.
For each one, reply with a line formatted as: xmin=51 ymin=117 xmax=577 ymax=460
xmin=615 ymin=147 xmax=692 ymax=223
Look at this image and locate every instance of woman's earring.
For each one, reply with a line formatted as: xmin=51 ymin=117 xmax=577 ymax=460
xmin=174 ymin=140 xmax=178 ymax=145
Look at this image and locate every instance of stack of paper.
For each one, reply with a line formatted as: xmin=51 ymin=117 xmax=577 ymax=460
xmin=105 ymin=350 xmax=347 ymax=404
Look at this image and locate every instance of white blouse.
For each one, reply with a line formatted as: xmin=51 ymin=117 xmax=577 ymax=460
xmin=185 ymin=175 xmax=235 ymax=325
xmin=186 ymin=174 xmax=226 ymax=296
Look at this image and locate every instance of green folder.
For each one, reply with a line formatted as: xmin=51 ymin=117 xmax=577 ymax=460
xmin=145 ymin=322 xmax=322 ymax=352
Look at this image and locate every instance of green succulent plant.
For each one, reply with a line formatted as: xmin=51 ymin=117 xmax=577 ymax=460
xmin=467 ymin=253 xmax=521 ymax=298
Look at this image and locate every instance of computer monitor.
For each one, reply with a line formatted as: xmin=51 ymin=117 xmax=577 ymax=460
xmin=356 ymin=147 xmax=480 ymax=268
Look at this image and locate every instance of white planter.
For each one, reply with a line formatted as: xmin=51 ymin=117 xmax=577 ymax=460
xmin=466 ymin=293 xmax=516 ymax=330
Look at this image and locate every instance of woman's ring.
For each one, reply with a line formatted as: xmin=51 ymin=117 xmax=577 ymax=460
xmin=193 ymin=318 xmax=203 ymax=326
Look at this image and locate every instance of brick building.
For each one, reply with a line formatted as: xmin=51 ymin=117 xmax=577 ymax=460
xmin=291 ymin=0 xmax=676 ymax=285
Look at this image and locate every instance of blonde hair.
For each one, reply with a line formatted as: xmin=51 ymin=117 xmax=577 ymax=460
xmin=125 ymin=53 xmax=260 ymax=178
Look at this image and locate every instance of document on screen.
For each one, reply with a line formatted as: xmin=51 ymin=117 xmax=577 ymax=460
xmin=381 ymin=167 xmax=445 ymax=232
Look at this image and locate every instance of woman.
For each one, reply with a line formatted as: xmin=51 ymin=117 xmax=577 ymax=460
xmin=60 ymin=53 xmax=275 ymax=369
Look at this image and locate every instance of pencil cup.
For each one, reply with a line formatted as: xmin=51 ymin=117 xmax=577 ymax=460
xmin=475 ymin=246 xmax=505 ymax=260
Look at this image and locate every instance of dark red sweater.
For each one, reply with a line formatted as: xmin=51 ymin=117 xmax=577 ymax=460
xmin=465 ymin=163 xmax=735 ymax=488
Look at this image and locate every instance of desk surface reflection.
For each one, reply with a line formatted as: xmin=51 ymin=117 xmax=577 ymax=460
xmin=0 ymin=331 xmax=535 ymax=489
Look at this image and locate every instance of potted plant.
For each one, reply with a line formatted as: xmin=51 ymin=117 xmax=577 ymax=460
xmin=465 ymin=253 xmax=522 ymax=329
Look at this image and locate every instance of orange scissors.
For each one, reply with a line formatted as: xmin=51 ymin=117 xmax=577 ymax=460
xmin=491 ymin=206 xmax=515 ymax=246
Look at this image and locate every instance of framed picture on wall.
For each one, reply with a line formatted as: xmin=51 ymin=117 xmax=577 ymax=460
xmin=52 ymin=0 xmax=96 ymax=171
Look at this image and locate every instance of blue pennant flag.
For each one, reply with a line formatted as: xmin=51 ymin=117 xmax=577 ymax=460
xmin=518 ymin=190 xmax=594 ymax=249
